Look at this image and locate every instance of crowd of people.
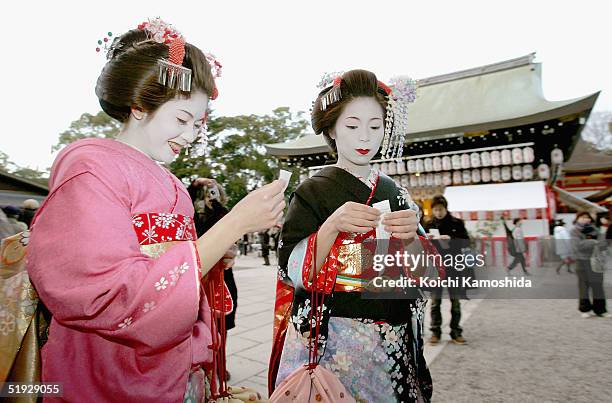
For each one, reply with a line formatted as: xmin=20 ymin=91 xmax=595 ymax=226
xmin=0 ymin=198 xmax=39 ymax=237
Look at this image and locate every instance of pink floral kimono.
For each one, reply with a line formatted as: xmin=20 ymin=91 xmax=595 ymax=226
xmin=27 ymin=138 xmax=215 ymax=402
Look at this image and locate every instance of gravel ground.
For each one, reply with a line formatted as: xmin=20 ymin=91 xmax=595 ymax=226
xmin=428 ymin=298 xmax=612 ymax=403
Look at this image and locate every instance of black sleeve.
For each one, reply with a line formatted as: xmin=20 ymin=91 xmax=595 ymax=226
xmin=278 ymin=189 xmax=323 ymax=274
xmin=456 ymin=218 xmax=470 ymax=240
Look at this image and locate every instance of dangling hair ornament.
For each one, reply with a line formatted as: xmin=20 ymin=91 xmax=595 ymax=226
xmin=137 ymin=18 xmax=192 ymax=91
xmin=381 ymin=76 xmax=418 ymax=160
xmin=317 ymin=71 xmax=344 ymax=111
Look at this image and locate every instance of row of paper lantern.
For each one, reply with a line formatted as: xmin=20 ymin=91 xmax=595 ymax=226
xmin=304 ymin=163 xmax=552 ymax=184
xmin=392 ymin=165 xmax=546 ymax=187
xmin=372 ymin=147 xmax=538 ymax=175
xmin=373 ymin=147 xmax=564 ymax=175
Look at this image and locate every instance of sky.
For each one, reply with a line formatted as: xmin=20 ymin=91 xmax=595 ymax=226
xmin=1 ymin=0 xmax=611 ymax=170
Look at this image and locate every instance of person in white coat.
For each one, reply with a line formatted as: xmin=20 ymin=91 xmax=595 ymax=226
xmin=554 ymin=219 xmax=574 ymax=274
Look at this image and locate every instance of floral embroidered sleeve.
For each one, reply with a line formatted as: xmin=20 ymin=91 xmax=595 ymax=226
xmin=28 ymin=172 xmax=200 ymax=354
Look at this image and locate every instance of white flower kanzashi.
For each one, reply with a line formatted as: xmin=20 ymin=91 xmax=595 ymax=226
xmin=132 ymin=216 xmax=144 ymax=228
xmin=143 ymin=301 xmax=157 ymax=313
xmin=118 ymin=317 xmax=133 ymax=329
xmin=155 ymin=277 xmax=169 ymax=291
xmin=141 ymin=18 xmax=183 ymax=44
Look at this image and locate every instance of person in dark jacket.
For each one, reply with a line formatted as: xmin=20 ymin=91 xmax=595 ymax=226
xmin=261 ymin=230 xmax=271 ymax=265
xmin=571 ymin=210 xmax=608 ymax=318
xmin=507 ymin=218 xmax=531 ymax=275
xmin=425 ymin=195 xmax=469 ymax=345
xmin=19 ymin=198 xmax=40 ymax=229
xmin=188 ymin=179 xmax=240 ymax=345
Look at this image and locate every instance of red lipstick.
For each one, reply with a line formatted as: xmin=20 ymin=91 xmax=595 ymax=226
xmin=356 ymin=149 xmax=370 ymax=155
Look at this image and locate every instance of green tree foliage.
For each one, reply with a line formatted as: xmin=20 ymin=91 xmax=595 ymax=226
xmin=0 ymin=151 xmax=49 ymax=185
xmin=53 ymin=111 xmax=121 ymax=152
xmin=170 ymin=107 xmax=309 ymax=207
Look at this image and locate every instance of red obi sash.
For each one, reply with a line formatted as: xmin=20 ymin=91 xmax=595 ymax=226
xmin=131 ymin=212 xmax=233 ymax=315
xmin=131 ymin=213 xmax=197 ymax=244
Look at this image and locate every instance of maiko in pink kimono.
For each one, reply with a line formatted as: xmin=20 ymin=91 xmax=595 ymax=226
xmin=26 ymin=18 xmax=285 ymax=402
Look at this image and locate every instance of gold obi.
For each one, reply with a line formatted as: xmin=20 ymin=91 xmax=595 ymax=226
xmin=335 ymin=242 xmax=374 ymax=292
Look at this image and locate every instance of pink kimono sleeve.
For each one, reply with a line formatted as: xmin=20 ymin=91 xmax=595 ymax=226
xmin=27 ymin=171 xmax=201 ymax=354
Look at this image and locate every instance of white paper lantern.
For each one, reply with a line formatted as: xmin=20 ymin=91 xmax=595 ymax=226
xmin=551 ymin=148 xmax=564 ymax=164
xmin=434 ymin=173 xmax=443 ymax=186
xmin=462 ymin=170 xmax=472 ymax=184
xmin=538 ymin=163 xmax=550 ymax=179
xmin=470 ymin=152 xmax=481 ymax=168
xmin=472 ymin=169 xmax=481 ymax=183
xmin=442 ymin=156 xmax=452 ymax=171
xmin=522 ymin=165 xmax=533 ymax=179
xmin=501 ymin=149 xmax=512 ymax=165
xmin=415 ymin=159 xmax=425 ymax=172
xmin=433 ymin=157 xmax=442 ymax=171
xmin=512 ymin=148 xmax=524 ymax=164
xmin=490 ymin=150 xmax=501 ymax=166
xmin=381 ymin=162 xmax=389 ymax=174
xmin=481 ymin=168 xmax=491 ymax=182
xmin=461 ymin=154 xmax=471 ymax=169
xmin=418 ymin=174 xmax=426 ymax=186
xmin=407 ymin=159 xmax=416 ymax=173
xmin=397 ymin=161 xmax=406 ymax=174
xmin=480 ymin=151 xmax=491 ymax=167
xmin=512 ymin=165 xmax=523 ymax=181
xmin=501 ymin=166 xmax=511 ymax=181
xmin=424 ymin=158 xmax=434 ymax=172
xmin=401 ymin=175 xmax=409 ymax=187
xmin=491 ymin=167 xmax=501 ymax=181
xmin=410 ymin=174 xmax=419 ymax=187
xmin=426 ymin=173 xmax=434 ymax=186
xmin=442 ymin=172 xmax=452 ymax=186
xmin=453 ymin=171 xmax=462 ymax=184
xmin=452 ymin=155 xmax=462 ymax=170
xmin=522 ymin=147 xmax=534 ymax=163
xmin=371 ymin=162 xmax=380 ymax=171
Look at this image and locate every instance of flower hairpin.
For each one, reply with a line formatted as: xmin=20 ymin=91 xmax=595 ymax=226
xmin=95 ymin=32 xmax=114 ymax=53
xmin=205 ymin=53 xmax=223 ymax=79
xmin=136 ymin=18 xmax=192 ymax=91
xmin=389 ymin=76 xmax=418 ymax=104
xmin=138 ymin=18 xmax=183 ymax=45
xmin=381 ymin=76 xmax=419 ymax=159
xmin=317 ymin=71 xmax=344 ymax=90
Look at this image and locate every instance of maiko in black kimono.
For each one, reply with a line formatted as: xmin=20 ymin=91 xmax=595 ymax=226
xmin=269 ymin=166 xmax=441 ymax=402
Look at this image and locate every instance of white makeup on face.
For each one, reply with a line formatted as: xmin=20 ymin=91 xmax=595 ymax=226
xmin=117 ymin=91 xmax=209 ymax=164
xmin=331 ymin=97 xmax=384 ymax=178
